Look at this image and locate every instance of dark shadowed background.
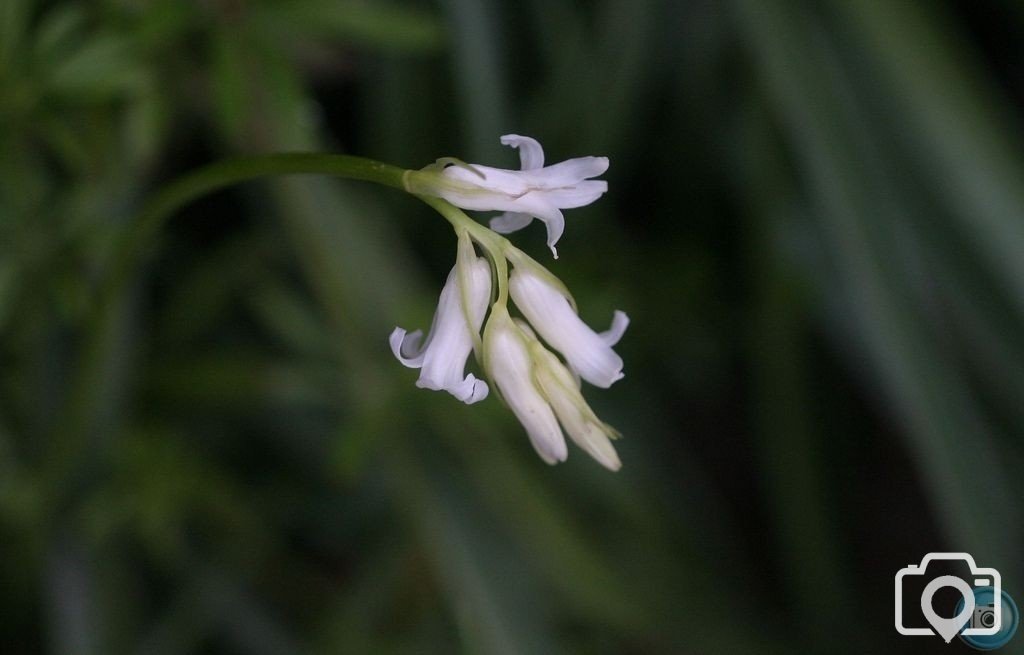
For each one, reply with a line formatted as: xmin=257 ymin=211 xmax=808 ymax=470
xmin=2 ymin=0 xmax=1023 ymax=653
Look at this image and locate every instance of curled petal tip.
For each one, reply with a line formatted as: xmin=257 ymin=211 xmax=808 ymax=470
xmin=462 ymin=376 xmax=490 ymax=404
xmin=543 ymin=210 xmax=565 ymax=259
xmin=389 ymin=327 xmax=426 ymax=368
xmin=600 ymin=311 xmax=630 ymax=347
xmin=499 ymin=134 xmax=545 ymax=170
xmin=414 ymin=371 xmax=490 ymax=404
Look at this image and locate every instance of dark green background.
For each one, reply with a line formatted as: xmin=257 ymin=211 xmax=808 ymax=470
xmin=2 ymin=0 xmax=1023 ymax=653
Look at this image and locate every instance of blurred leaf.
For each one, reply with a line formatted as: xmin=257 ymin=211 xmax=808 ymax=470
xmin=137 ymin=566 xmax=307 ymax=655
xmin=392 ymin=450 xmax=558 ymax=655
xmin=210 ymin=27 xmax=253 ymax=147
xmin=736 ymin=105 xmax=857 ymax=649
xmin=440 ymin=0 xmax=508 ymax=160
xmin=0 ymin=0 xmax=33 ymax=75
xmin=202 ymin=570 xmax=307 ymax=655
xmin=32 ymin=3 xmax=85 ymax=65
xmin=829 ymin=0 xmax=1024 ymax=320
xmin=248 ymin=279 xmax=335 ymax=358
xmin=133 ymin=574 xmax=215 ymax=655
xmin=0 ymin=257 xmax=19 ymax=332
xmin=733 ymin=0 xmax=1022 ymax=572
xmin=586 ymin=0 xmax=656 ymax=151
xmin=81 ymin=429 xmax=267 ymax=565
xmin=36 ymin=112 xmax=92 ymax=169
xmin=45 ymin=535 xmax=102 ymax=655
xmin=312 ymin=547 xmax=413 ymax=653
xmin=147 ymin=353 xmax=338 ymax=412
xmin=255 ymin=0 xmax=445 ymax=54
xmin=524 ymin=0 xmax=657 ymax=153
xmin=122 ymin=74 xmax=167 ymax=166
xmin=46 ymin=33 xmax=141 ymax=100
xmin=432 ymin=404 xmax=645 ymax=632
xmin=156 ymin=234 xmax=268 ymax=344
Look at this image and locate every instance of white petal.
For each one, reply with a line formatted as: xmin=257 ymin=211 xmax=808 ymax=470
xmin=520 ymin=156 xmax=609 ymax=187
xmin=509 ymin=268 xmax=624 ymax=388
xmin=498 ymin=195 xmax=564 ymax=256
xmin=536 ymin=180 xmax=608 ymax=209
xmin=599 ymin=310 xmax=630 ymax=347
xmin=546 ymin=386 xmax=621 ymax=470
xmin=426 ymin=145 xmax=608 ymax=256
xmin=568 ymin=423 xmax=621 ymax=471
xmin=486 ymin=316 xmax=567 ymax=464
xmin=541 ymin=209 xmax=564 ymax=257
xmin=462 ymin=375 xmax=490 ymax=403
xmin=393 ymin=258 xmax=491 ymax=404
xmin=389 ymin=328 xmax=426 ymax=368
xmin=532 ymin=341 xmax=622 ymax=471
xmin=420 ymin=371 xmax=489 ymax=404
xmin=436 ymin=159 xmax=605 ymax=258
xmin=500 ymin=134 xmax=545 ymax=170
xmin=442 ymin=164 xmax=528 ymax=200
xmin=489 ymin=211 xmax=534 ymax=234
xmin=416 ymin=260 xmax=491 ymax=402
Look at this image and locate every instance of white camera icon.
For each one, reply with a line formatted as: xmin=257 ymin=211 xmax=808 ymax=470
xmin=895 ymin=552 xmax=1002 ymax=638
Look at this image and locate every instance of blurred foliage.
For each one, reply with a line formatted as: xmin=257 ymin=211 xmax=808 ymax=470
xmin=1 ymin=0 xmax=1024 ymax=653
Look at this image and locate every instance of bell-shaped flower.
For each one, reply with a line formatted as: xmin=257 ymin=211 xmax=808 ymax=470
xmin=406 ymin=134 xmax=608 ymax=257
xmin=509 ymin=266 xmax=628 ymax=388
xmin=528 ymin=339 xmax=622 ymax=471
xmin=483 ymin=309 xmax=568 ymax=464
xmin=389 ymin=239 xmax=492 ymax=404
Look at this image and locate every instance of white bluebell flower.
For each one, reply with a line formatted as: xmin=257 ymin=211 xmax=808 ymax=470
xmin=529 ymin=336 xmax=622 ymax=472
xmin=406 ymin=135 xmax=608 ymax=257
xmin=483 ymin=308 xmax=568 ymax=464
xmin=509 ymin=266 xmax=628 ymax=388
xmin=483 ymin=309 xmax=621 ymax=470
xmin=389 ymin=236 xmax=492 ymax=404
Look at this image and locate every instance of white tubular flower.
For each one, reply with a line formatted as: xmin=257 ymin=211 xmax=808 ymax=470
xmin=407 ymin=135 xmax=608 ymax=257
xmin=529 ymin=341 xmax=622 ymax=472
xmin=509 ymin=267 xmax=629 ymax=388
xmin=389 ymin=238 xmax=491 ymax=404
xmin=483 ymin=309 xmax=568 ymax=465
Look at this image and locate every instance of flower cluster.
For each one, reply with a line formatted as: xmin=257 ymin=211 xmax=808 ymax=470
xmin=392 ymin=135 xmax=628 ymax=470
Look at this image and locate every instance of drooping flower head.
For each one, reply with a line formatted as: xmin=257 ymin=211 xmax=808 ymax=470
xmin=392 ymin=135 xmax=628 ymax=470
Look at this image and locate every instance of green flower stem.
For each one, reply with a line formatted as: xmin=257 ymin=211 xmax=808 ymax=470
xmin=116 ymin=154 xmax=407 ymax=298
xmin=413 ymin=194 xmax=574 ymax=311
xmin=46 ymin=153 xmax=408 ymax=507
xmin=415 ymin=193 xmax=511 ymax=308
